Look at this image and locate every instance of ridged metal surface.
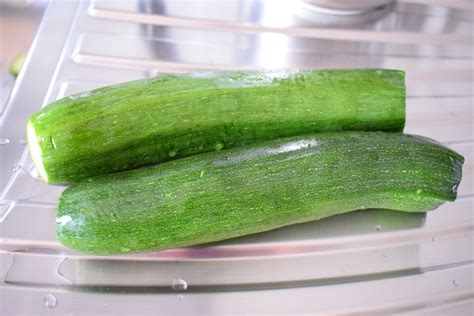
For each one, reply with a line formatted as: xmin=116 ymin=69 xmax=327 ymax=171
xmin=0 ymin=0 xmax=473 ymax=314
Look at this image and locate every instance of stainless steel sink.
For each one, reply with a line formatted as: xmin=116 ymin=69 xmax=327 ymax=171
xmin=1 ymin=0 xmax=473 ymax=314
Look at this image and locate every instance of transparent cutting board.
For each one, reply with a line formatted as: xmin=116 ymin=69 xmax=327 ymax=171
xmin=1 ymin=0 xmax=473 ymax=314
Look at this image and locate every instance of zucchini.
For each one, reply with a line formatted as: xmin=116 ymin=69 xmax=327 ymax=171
xmin=56 ymin=132 xmax=463 ymax=255
xmin=27 ymin=69 xmax=405 ymax=184
xmin=9 ymin=52 xmax=26 ymax=77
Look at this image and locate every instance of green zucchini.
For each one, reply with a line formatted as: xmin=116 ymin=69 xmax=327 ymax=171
xmin=9 ymin=52 xmax=26 ymax=77
xmin=56 ymin=132 xmax=463 ymax=255
xmin=27 ymin=69 xmax=405 ymax=184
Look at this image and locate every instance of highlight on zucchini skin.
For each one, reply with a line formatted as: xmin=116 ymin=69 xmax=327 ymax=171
xmin=27 ymin=69 xmax=406 ymax=184
xmin=56 ymin=132 xmax=463 ymax=255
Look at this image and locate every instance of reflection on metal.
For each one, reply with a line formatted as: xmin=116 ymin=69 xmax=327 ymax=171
xmin=0 ymin=0 xmax=472 ymax=314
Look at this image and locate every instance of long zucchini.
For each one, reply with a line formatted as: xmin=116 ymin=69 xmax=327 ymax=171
xmin=27 ymin=69 xmax=405 ymax=184
xmin=56 ymin=132 xmax=463 ymax=255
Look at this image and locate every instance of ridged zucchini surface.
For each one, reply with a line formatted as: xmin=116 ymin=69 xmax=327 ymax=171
xmin=57 ymin=132 xmax=463 ymax=255
xmin=27 ymin=69 xmax=405 ymax=183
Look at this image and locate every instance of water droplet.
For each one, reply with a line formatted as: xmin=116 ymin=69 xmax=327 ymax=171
xmin=451 ymin=183 xmax=459 ymax=194
xmin=12 ymin=164 xmax=22 ymax=173
xmin=453 ymin=280 xmax=460 ymax=287
xmin=44 ymin=293 xmax=57 ymax=308
xmin=199 ymin=170 xmax=205 ymax=178
xmin=171 ymin=278 xmax=188 ymax=291
xmin=57 ymin=256 xmax=72 ymax=285
xmin=214 ymin=142 xmax=224 ymax=151
xmin=375 ymin=225 xmax=382 ymax=232
xmin=2 ymin=251 xmax=15 ymax=283
xmin=169 ymin=150 xmax=177 ymax=157
xmin=29 ymin=167 xmax=40 ymax=179
xmin=19 ymin=138 xmax=27 ymax=144
xmin=432 ymin=236 xmax=437 ymax=242
xmin=178 ymin=294 xmax=184 ymax=301
xmin=56 ymin=215 xmax=72 ymax=226
xmin=0 ymin=138 xmax=10 ymax=145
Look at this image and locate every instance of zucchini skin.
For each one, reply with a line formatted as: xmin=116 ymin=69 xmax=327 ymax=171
xmin=28 ymin=69 xmax=405 ymax=184
xmin=57 ymin=132 xmax=463 ymax=255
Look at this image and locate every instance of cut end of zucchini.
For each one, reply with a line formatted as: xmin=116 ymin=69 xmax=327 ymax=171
xmin=26 ymin=121 xmax=49 ymax=183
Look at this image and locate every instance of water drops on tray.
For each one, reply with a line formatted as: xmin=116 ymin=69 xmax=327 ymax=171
xmin=171 ymin=278 xmax=188 ymax=291
xmin=43 ymin=293 xmax=57 ymax=308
